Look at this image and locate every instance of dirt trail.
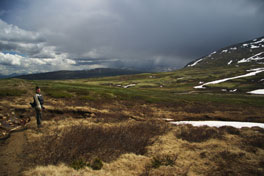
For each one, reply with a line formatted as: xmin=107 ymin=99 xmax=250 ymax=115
xmin=0 ymin=96 xmax=31 ymax=176
xmin=0 ymin=129 xmax=27 ymax=176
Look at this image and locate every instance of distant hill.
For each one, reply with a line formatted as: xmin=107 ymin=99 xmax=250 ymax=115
xmin=186 ymin=36 xmax=264 ymax=68
xmin=0 ymin=74 xmax=8 ymax=79
xmin=13 ymin=68 xmax=145 ymax=80
xmin=0 ymin=73 xmax=22 ymax=79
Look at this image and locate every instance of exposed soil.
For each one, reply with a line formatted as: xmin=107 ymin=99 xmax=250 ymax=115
xmin=0 ymin=129 xmax=27 ymax=176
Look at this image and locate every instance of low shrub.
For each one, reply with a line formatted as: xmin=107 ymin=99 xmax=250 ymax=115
xmin=25 ymin=120 xmax=168 ymax=166
xmin=209 ymin=150 xmax=263 ymax=175
xmin=243 ymin=135 xmax=264 ymax=148
xmin=175 ymin=125 xmax=223 ymax=142
xmin=219 ymin=126 xmax=240 ymax=135
xmin=90 ymin=158 xmax=103 ymax=170
xmin=70 ymin=159 xmax=87 ymax=170
xmin=151 ymin=154 xmax=177 ymax=168
xmin=70 ymin=158 xmax=103 ymax=170
xmin=141 ymin=154 xmax=178 ymax=176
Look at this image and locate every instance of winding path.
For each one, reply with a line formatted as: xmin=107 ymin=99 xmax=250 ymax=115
xmin=0 ymin=130 xmax=27 ymax=176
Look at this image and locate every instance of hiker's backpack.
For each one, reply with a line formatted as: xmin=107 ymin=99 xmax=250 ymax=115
xmin=38 ymin=95 xmax=44 ymax=105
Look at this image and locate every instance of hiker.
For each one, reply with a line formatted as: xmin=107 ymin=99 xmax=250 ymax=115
xmin=30 ymin=86 xmax=45 ymax=128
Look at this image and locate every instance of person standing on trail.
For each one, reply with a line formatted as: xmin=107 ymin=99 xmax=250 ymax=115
xmin=30 ymin=86 xmax=45 ymax=128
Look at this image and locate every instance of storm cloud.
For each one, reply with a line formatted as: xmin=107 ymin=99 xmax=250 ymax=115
xmin=0 ymin=0 xmax=264 ymax=74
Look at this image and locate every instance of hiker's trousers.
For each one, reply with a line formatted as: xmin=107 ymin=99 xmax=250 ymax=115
xmin=35 ymin=109 xmax=42 ymax=126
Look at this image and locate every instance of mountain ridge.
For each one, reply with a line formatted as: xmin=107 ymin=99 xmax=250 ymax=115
xmin=11 ymin=68 xmax=145 ymax=80
xmin=186 ymin=36 xmax=264 ymax=68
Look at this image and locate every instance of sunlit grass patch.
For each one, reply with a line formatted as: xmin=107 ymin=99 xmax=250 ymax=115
xmin=0 ymin=79 xmax=29 ymax=96
xmin=30 ymin=73 xmax=264 ymax=108
xmin=43 ymin=88 xmax=74 ymax=98
xmin=0 ymin=88 xmax=26 ymax=96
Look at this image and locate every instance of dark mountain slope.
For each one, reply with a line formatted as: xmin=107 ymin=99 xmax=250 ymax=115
xmin=186 ymin=36 xmax=264 ymax=68
xmin=13 ymin=68 xmax=144 ymax=80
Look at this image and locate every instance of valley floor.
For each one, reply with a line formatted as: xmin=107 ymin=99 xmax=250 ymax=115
xmin=1 ymin=94 xmax=264 ymax=176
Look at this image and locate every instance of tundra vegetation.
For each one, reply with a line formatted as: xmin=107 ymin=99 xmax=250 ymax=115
xmin=0 ymin=66 xmax=264 ymax=175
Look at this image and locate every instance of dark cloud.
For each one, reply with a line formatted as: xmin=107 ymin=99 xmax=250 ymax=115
xmin=1 ymin=0 xmax=264 ymax=73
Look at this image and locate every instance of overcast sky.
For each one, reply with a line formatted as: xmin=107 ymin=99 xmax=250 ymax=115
xmin=0 ymin=0 xmax=264 ymax=75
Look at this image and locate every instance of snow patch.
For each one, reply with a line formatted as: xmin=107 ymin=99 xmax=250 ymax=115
xmin=241 ymin=38 xmax=264 ymax=48
xmin=248 ymin=68 xmax=264 ymax=71
xmin=123 ymin=84 xmax=136 ymax=88
xmin=208 ymin=51 xmax=216 ymax=57
xmin=227 ymin=60 xmax=233 ymax=65
xmin=251 ymin=38 xmax=264 ymax=45
xmin=221 ymin=50 xmax=228 ymax=53
xmin=247 ymin=89 xmax=264 ymax=95
xmin=188 ymin=58 xmax=203 ymax=67
xmin=251 ymin=45 xmax=260 ymax=49
xmin=194 ymin=68 xmax=264 ymax=89
xmin=194 ymin=85 xmax=205 ymax=89
xmin=238 ymin=52 xmax=264 ymax=63
xmin=170 ymin=121 xmax=264 ymax=129
xmin=230 ymin=89 xmax=237 ymax=93
xmin=163 ymin=118 xmax=174 ymax=122
xmin=220 ymin=89 xmax=237 ymax=93
xmin=230 ymin=47 xmax=237 ymax=50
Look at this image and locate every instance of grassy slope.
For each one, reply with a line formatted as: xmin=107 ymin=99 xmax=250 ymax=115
xmin=1 ymin=66 xmax=264 ymax=176
xmin=23 ymin=65 xmax=264 ymax=107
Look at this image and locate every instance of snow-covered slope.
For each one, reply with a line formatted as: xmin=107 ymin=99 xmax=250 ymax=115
xmin=186 ymin=36 xmax=264 ymax=68
xmin=184 ymin=36 xmax=264 ymax=95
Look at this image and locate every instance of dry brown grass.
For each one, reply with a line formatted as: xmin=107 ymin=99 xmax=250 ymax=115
xmin=147 ymin=125 xmax=264 ymax=176
xmin=209 ymin=150 xmax=263 ymax=176
xmin=24 ymin=120 xmax=169 ymax=168
xmin=21 ymin=122 xmax=264 ymax=176
xmin=23 ymin=154 xmax=149 ymax=176
xmin=1 ymin=92 xmax=264 ymax=176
